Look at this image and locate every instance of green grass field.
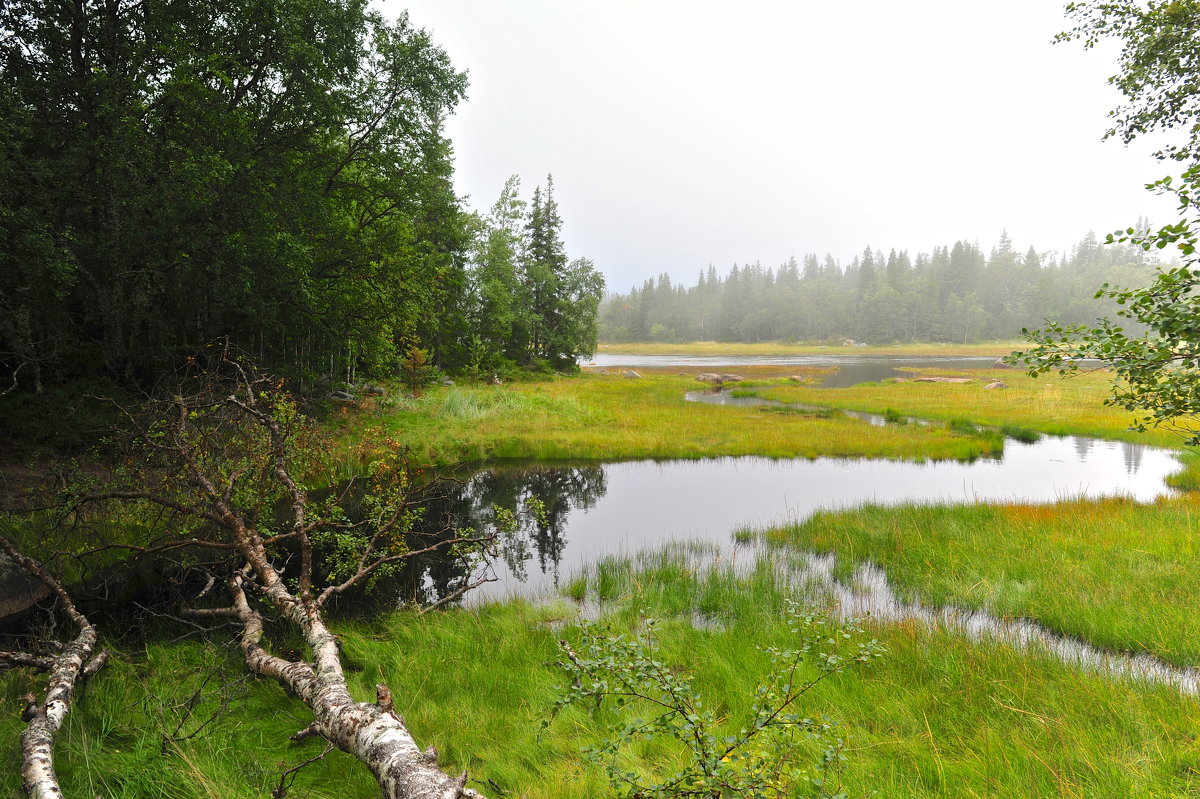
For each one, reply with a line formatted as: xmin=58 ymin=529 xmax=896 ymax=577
xmin=6 ymin=547 xmax=1200 ymax=798
xmin=7 ymin=358 xmax=1200 ymax=797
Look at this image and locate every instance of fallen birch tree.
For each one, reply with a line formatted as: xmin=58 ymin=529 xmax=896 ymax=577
xmin=0 ymin=536 xmax=109 ymax=799
xmin=73 ymin=347 xmax=495 ymax=798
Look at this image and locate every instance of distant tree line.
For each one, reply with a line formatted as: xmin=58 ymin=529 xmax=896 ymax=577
xmin=600 ymin=231 xmax=1158 ymax=344
xmin=0 ymin=0 xmax=601 ymax=396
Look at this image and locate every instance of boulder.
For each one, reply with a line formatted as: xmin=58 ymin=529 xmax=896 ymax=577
xmin=441 ymin=378 xmax=456 ymax=387
xmin=363 ymin=384 xmax=387 ymax=397
xmin=788 ymin=375 xmax=806 ymax=383
xmin=330 ymin=389 xmax=355 ymax=401
xmin=992 ymin=359 xmax=1014 ymax=369
xmin=623 ymin=370 xmax=641 ymax=379
xmin=719 ymin=373 xmax=746 ymax=382
xmin=984 ymin=381 xmax=1008 ymax=390
xmin=695 ymin=373 xmax=723 ymax=385
xmin=912 ymin=377 xmax=972 ymax=384
xmin=0 ymin=552 xmax=51 ymax=623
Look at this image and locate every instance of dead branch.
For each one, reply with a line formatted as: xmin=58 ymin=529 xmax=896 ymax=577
xmin=94 ymin=347 xmax=491 ymax=798
xmin=0 ymin=536 xmax=108 ymax=799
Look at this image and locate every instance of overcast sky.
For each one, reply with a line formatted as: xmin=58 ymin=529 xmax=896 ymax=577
xmin=381 ymin=0 xmax=1178 ymax=292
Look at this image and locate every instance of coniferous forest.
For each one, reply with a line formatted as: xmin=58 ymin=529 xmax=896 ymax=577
xmin=599 ymin=231 xmax=1159 ymax=344
xmin=0 ymin=1 xmax=603 ymax=399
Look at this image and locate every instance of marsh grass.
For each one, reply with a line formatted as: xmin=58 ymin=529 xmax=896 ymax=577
xmin=337 ymin=375 xmax=1005 ymax=467
xmin=5 ymin=545 xmax=1200 ymax=797
xmin=596 ymin=341 xmax=1024 ymax=357
xmin=768 ymin=497 xmax=1200 ymax=667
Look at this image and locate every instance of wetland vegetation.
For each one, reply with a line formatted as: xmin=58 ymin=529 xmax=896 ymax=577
xmin=6 ymin=0 xmax=1200 ymax=796
xmin=8 ymin=356 xmax=1200 ymax=797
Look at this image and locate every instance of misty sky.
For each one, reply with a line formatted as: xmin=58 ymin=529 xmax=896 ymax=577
xmin=383 ymin=0 xmax=1178 ymax=292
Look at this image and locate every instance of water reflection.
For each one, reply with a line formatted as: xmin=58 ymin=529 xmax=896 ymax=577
xmin=404 ymin=433 xmax=1178 ymax=603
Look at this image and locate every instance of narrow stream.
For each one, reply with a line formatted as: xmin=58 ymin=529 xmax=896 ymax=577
xmin=798 ymin=550 xmax=1200 ymax=694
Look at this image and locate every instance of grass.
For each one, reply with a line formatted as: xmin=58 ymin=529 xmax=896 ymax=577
xmin=9 ymin=548 xmax=1200 ymax=798
xmin=596 ymin=341 xmax=1025 ymax=357
xmin=763 ymin=497 xmax=1200 ymax=668
xmin=9 ymin=352 xmax=1200 ymax=796
xmin=335 ymin=374 xmax=1005 ymax=468
xmin=755 ymin=367 xmax=1200 ymax=486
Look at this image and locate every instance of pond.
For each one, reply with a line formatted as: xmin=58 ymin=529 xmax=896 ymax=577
xmin=421 ymin=432 xmax=1177 ymax=603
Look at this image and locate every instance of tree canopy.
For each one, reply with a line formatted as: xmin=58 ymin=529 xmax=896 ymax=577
xmin=0 ymin=1 xmax=602 ymax=396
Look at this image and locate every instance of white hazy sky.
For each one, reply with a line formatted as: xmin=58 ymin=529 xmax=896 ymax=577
xmin=380 ymin=0 xmax=1179 ymax=292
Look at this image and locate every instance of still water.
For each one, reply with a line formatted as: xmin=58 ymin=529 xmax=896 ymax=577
xmin=434 ymin=433 xmax=1177 ymax=602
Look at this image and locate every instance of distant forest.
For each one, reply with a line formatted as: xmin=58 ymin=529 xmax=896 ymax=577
xmin=599 ymin=231 xmax=1159 ymax=344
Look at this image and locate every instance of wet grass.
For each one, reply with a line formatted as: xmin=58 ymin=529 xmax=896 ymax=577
xmin=10 ymin=549 xmax=1200 ymax=797
xmin=596 ymin=341 xmax=1024 ymax=357
xmin=765 ymin=497 xmax=1200 ymax=668
xmin=337 ymin=374 xmax=1004 ymax=468
xmin=757 ymin=368 xmax=1200 ymax=486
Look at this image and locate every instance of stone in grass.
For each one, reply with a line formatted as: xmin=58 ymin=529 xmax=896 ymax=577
xmin=984 ymin=381 xmax=1008 ymax=390
xmin=623 ymin=370 xmax=641 ymax=379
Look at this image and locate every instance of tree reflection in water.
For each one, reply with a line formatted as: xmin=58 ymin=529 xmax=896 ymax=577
xmin=387 ymin=464 xmax=607 ymax=607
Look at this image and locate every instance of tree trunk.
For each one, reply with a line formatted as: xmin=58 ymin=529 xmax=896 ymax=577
xmin=230 ymin=576 xmax=484 ymax=799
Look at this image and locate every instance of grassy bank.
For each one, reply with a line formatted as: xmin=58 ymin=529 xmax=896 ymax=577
xmin=6 ymin=548 xmax=1199 ymax=798
xmin=764 ymin=497 xmax=1200 ymax=667
xmin=338 ymin=374 xmax=1004 ymax=468
xmin=596 ymin=341 xmax=1023 ymax=357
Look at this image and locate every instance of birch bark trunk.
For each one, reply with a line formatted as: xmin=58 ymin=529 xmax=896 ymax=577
xmin=0 ymin=537 xmax=108 ymax=799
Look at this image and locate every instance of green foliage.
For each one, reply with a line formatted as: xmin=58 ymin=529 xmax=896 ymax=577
xmin=0 ymin=0 xmax=473 ymax=389
xmin=1015 ymin=166 xmax=1200 ymax=444
xmin=1059 ymin=0 xmax=1200 ymax=163
xmin=549 ymin=606 xmax=884 ymax=799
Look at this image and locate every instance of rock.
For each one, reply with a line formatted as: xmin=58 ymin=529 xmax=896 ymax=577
xmin=719 ymin=374 xmax=745 ymax=382
xmin=789 ymin=375 xmax=806 ymax=383
xmin=992 ymin=359 xmax=1014 ymax=369
xmin=330 ymin=389 xmax=355 ymax=401
xmin=441 ymin=378 xmax=455 ymax=387
xmin=623 ymin=370 xmax=641 ymax=379
xmin=912 ymin=377 xmax=972 ymax=384
xmin=0 ymin=553 xmax=51 ymax=624
xmin=984 ymin=381 xmax=1008 ymax=390
xmin=842 ymin=339 xmax=858 ymax=347
xmin=696 ymin=373 xmax=723 ymax=385
xmin=364 ymin=384 xmax=386 ymax=396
